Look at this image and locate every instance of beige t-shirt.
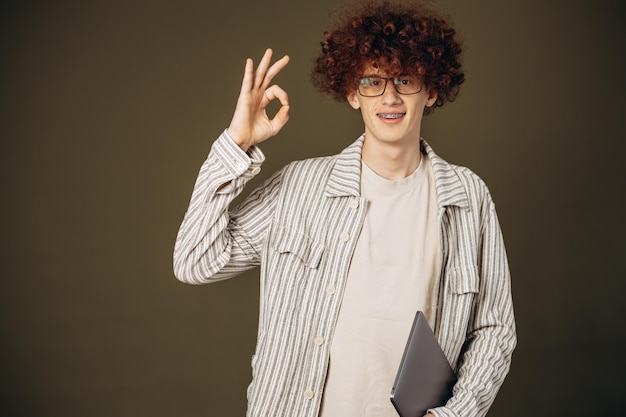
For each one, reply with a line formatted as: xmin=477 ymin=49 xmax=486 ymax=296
xmin=319 ymin=153 xmax=440 ymax=417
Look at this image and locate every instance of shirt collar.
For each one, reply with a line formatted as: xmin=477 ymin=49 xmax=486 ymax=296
xmin=323 ymin=134 xmax=364 ymax=198
xmin=422 ymin=140 xmax=470 ymax=210
xmin=324 ymin=134 xmax=470 ymax=209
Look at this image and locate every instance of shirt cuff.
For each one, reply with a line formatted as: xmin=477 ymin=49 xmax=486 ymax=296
xmin=207 ymin=130 xmax=265 ymax=195
xmin=212 ymin=129 xmax=265 ymax=177
xmin=427 ymin=406 xmax=459 ymax=417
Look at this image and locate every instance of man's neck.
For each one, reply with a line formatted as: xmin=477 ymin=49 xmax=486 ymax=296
xmin=361 ymin=136 xmax=422 ymax=181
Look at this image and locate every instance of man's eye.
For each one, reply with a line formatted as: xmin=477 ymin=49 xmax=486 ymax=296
xmin=362 ymin=78 xmax=381 ymax=86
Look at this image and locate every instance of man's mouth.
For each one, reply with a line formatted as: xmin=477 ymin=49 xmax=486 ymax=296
xmin=377 ymin=113 xmax=405 ymax=119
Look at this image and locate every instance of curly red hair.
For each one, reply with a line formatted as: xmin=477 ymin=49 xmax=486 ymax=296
xmin=312 ymin=0 xmax=464 ymax=114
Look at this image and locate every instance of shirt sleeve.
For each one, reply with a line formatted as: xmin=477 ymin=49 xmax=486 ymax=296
xmin=429 ymin=205 xmax=517 ymax=417
xmin=172 ymin=130 xmax=280 ymax=284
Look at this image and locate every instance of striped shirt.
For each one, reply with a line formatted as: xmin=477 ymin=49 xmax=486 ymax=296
xmin=173 ymin=131 xmax=516 ymax=417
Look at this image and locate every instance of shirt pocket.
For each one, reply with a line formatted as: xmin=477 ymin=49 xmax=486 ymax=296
xmin=264 ymin=227 xmax=326 ymax=327
xmin=442 ymin=264 xmax=479 ymax=354
xmin=270 ymin=226 xmax=325 ymax=269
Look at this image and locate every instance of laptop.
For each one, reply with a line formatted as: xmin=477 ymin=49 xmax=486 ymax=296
xmin=390 ymin=311 xmax=457 ymax=417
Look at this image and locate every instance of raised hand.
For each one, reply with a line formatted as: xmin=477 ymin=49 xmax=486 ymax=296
xmin=227 ymin=48 xmax=290 ymax=152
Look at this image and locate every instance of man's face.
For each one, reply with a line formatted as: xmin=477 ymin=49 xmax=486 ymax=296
xmin=347 ymin=65 xmax=438 ymax=147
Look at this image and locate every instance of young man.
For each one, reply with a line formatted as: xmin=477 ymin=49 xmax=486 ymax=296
xmin=173 ymin=1 xmax=516 ymax=417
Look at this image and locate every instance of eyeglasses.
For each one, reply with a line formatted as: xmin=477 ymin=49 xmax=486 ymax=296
xmin=357 ymin=76 xmax=423 ymax=97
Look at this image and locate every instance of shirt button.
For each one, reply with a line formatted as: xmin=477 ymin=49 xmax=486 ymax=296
xmin=303 ymin=390 xmax=315 ymax=400
xmin=251 ymin=166 xmax=261 ymax=176
xmin=313 ymin=336 xmax=324 ymax=346
xmin=348 ymin=198 xmax=359 ymax=209
xmin=339 ymin=232 xmax=350 ymax=242
xmin=325 ymin=285 xmax=336 ymax=295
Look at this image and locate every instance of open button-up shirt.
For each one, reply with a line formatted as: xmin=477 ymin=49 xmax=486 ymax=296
xmin=173 ymin=131 xmax=516 ymax=417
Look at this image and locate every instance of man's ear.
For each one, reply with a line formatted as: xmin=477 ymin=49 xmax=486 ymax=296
xmin=347 ymin=91 xmax=360 ymax=110
xmin=426 ymin=89 xmax=438 ymax=108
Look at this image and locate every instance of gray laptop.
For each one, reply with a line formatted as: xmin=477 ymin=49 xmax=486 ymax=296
xmin=390 ymin=311 xmax=457 ymax=417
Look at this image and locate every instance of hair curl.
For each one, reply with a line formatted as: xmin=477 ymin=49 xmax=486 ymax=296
xmin=312 ymin=0 xmax=464 ymax=114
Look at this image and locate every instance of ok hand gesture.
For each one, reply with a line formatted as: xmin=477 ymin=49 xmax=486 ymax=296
xmin=227 ymin=48 xmax=290 ymax=152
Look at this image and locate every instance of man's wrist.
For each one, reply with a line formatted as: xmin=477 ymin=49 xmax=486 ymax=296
xmin=225 ymin=127 xmax=251 ymax=153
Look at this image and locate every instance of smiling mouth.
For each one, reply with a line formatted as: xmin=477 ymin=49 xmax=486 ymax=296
xmin=377 ymin=113 xmax=405 ymax=119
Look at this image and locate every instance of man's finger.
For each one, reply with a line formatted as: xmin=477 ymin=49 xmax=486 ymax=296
xmin=239 ymin=58 xmax=254 ymax=95
xmin=254 ymin=48 xmax=273 ymax=89
xmin=270 ymin=104 xmax=290 ymax=134
xmin=264 ymin=84 xmax=289 ymax=107
xmin=264 ymin=84 xmax=290 ymax=134
xmin=262 ymin=55 xmax=290 ymax=90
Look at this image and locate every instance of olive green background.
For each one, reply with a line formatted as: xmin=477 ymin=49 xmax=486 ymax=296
xmin=1 ymin=0 xmax=624 ymax=416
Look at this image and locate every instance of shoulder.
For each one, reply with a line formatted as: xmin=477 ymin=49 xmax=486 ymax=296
xmin=284 ymin=154 xmax=337 ymax=172
xmin=262 ymin=154 xmax=339 ymax=205
xmin=451 ymin=164 xmax=493 ymax=203
xmin=423 ymin=141 xmax=495 ymax=214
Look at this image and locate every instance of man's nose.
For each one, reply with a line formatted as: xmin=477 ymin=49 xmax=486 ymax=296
xmin=381 ymin=79 xmax=402 ymax=103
